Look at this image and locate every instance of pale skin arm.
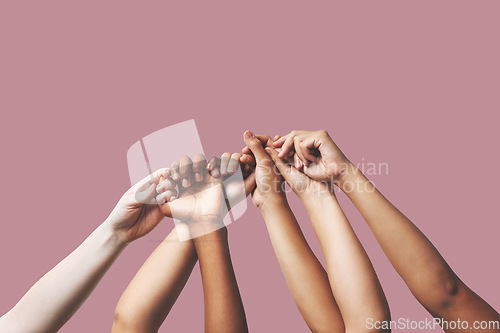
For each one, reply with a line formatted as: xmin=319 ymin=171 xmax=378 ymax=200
xmin=0 ymin=169 xmax=170 ymax=333
xmin=112 ymin=225 xmax=198 ymax=333
xmin=243 ymin=132 xmax=344 ymax=333
xmin=275 ymin=130 xmax=500 ymax=332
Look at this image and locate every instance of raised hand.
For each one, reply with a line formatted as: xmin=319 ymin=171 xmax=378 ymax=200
xmin=242 ymin=131 xmax=286 ymax=209
xmin=155 ymin=155 xmax=226 ymax=239
xmin=105 ymin=168 xmax=170 ymax=244
xmin=209 ymin=152 xmax=256 ymax=208
xmin=273 ymin=130 xmax=351 ymax=185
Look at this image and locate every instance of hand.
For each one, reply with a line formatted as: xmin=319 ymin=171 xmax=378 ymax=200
xmin=242 ymin=131 xmax=286 ymax=209
xmin=273 ymin=130 xmax=351 ymax=185
xmin=265 ymin=147 xmax=331 ymax=200
xmin=157 ymin=154 xmax=225 ymax=221
xmin=105 ymin=169 xmax=169 ymax=244
xmin=209 ymin=152 xmax=256 ymax=208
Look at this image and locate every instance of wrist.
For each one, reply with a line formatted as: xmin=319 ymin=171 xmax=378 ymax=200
xmin=98 ymin=221 xmax=128 ymax=251
xmin=258 ymin=194 xmax=289 ymax=216
xmin=301 ymin=186 xmax=336 ymax=211
xmin=335 ymin=163 xmax=375 ymax=196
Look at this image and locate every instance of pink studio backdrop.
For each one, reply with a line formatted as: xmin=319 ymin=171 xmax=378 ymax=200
xmin=1 ymin=1 xmax=499 ymax=332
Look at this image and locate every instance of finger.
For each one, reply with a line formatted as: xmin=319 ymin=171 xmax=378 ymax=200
xmin=171 ymin=161 xmax=181 ymax=181
xmin=179 ymin=155 xmax=193 ymax=188
xmin=156 ymin=189 xmax=178 ymax=205
xmin=274 ymin=134 xmax=281 ymax=141
xmin=207 ymin=156 xmax=221 ymax=178
xmin=278 ymin=135 xmax=295 ymax=158
xmin=133 ymin=167 xmax=169 ymax=191
xmin=242 ymin=146 xmax=251 ymax=154
xmin=227 ymin=153 xmax=242 ymax=174
xmin=136 ymin=182 xmax=157 ymax=204
xmin=243 ymin=130 xmax=271 ymax=163
xmin=220 ymin=152 xmax=231 ymax=176
xmin=294 ymin=153 xmax=303 ymax=169
xmin=265 ymin=147 xmax=293 ymax=182
xmin=193 ymin=154 xmax=208 ymax=182
xmin=254 ymin=134 xmax=273 ymax=147
xmin=299 ymin=141 xmax=318 ymax=164
xmin=240 ymin=153 xmax=256 ymax=169
xmin=293 ymin=138 xmax=309 ymax=167
xmin=156 ymin=176 xmax=177 ymax=194
xmin=243 ymin=171 xmax=256 ymax=196
xmin=273 ymin=135 xmax=287 ymax=147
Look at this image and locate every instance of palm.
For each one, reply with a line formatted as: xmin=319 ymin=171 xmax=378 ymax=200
xmin=108 ymin=187 xmax=164 ymax=243
xmin=160 ymin=177 xmax=226 ymax=222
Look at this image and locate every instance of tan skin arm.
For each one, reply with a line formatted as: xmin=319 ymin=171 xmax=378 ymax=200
xmin=112 ymin=224 xmax=197 ymax=333
xmin=263 ymin=140 xmax=390 ymax=333
xmin=340 ymin=166 xmax=500 ymax=331
xmin=275 ymin=129 xmax=500 ymax=333
xmin=244 ymin=132 xmax=345 ymax=333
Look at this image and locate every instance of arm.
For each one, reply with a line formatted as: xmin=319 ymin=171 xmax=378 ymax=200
xmin=0 ymin=169 xmax=170 ymax=333
xmin=275 ymin=130 xmax=500 ymax=331
xmin=339 ymin=165 xmax=500 ymax=327
xmin=243 ymin=131 xmax=344 ymax=333
xmin=194 ymin=227 xmax=248 ymax=333
xmin=112 ymin=224 xmax=197 ymax=333
xmin=265 ymin=144 xmax=390 ymax=333
xmin=301 ymin=191 xmax=389 ymax=332
xmin=157 ymin=154 xmax=249 ymax=333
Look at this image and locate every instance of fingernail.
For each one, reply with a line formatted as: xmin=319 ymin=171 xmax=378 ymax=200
xmin=295 ymin=159 xmax=300 ymax=168
xmin=170 ymin=196 xmax=176 ymax=201
xmin=182 ymin=179 xmax=190 ymax=187
xmin=156 ymin=184 xmax=163 ymax=193
xmin=195 ymin=173 xmax=202 ymax=182
xmin=172 ymin=173 xmax=179 ymax=181
xmin=157 ymin=194 xmax=166 ymax=205
xmin=212 ymin=168 xmax=220 ymax=177
xmin=244 ymin=130 xmax=254 ymax=140
xmin=207 ymin=162 xmax=212 ymax=170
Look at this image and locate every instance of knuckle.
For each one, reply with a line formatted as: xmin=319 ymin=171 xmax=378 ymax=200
xmin=249 ymin=137 xmax=261 ymax=148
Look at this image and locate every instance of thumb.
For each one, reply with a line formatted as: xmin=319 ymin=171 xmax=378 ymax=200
xmin=265 ymin=147 xmax=292 ymax=182
xmin=135 ymin=182 xmax=157 ymax=204
xmin=243 ymin=171 xmax=256 ymax=196
xmin=243 ymin=130 xmax=270 ymax=164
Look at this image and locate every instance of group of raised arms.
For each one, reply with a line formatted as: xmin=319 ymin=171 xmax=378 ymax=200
xmin=0 ymin=130 xmax=498 ymax=333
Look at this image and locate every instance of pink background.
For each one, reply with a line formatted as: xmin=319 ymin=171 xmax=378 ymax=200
xmin=1 ymin=1 xmax=499 ymax=332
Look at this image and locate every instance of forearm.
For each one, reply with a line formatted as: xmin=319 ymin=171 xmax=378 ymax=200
xmin=303 ymin=191 xmax=390 ymax=332
xmin=193 ymin=226 xmax=248 ymax=333
xmin=339 ymin=165 xmax=459 ymax=310
xmin=112 ymin=225 xmax=198 ymax=333
xmin=1 ymin=221 xmax=126 ymax=333
xmin=259 ymin=198 xmax=344 ymax=333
